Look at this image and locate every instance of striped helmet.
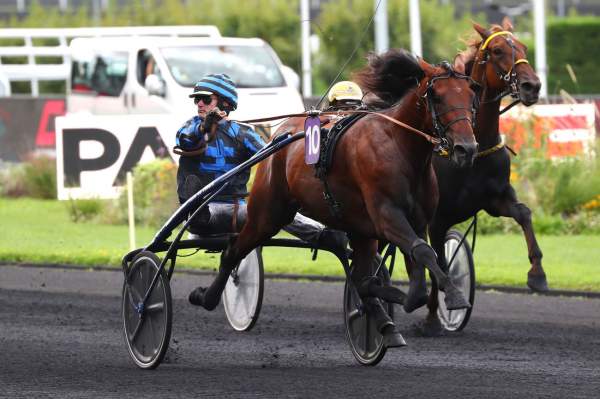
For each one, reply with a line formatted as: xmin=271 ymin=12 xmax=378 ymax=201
xmin=189 ymin=73 xmax=238 ymax=111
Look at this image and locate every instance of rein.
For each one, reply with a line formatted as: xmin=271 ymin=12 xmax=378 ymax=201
xmin=174 ymin=110 xmax=441 ymax=158
xmin=238 ymin=110 xmax=443 ymax=146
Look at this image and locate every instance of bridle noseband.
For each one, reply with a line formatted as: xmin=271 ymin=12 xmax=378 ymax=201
xmin=476 ymin=31 xmax=530 ymax=103
xmin=421 ymin=61 xmax=478 ymax=153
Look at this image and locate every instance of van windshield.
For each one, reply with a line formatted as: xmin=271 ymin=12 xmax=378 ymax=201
xmin=71 ymin=51 xmax=128 ymax=96
xmin=160 ymin=45 xmax=285 ymax=88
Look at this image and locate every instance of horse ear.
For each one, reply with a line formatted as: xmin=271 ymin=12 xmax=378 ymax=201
xmin=417 ymin=57 xmax=434 ymax=76
xmin=473 ymin=22 xmax=490 ymax=40
xmin=501 ymin=16 xmax=514 ymax=32
xmin=454 ymin=55 xmax=466 ymax=74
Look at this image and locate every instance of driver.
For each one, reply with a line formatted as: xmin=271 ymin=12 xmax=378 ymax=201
xmin=325 ymin=81 xmax=365 ymax=111
xmin=175 ymin=73 xmax=349 ymax=306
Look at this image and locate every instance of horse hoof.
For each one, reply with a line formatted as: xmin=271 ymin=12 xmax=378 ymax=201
xmin=412 ymin=318 xmax=445 ymax=337
xmin=381 ymin=325 xmax=407 ymax=348
xmin=188 ymin=287 xmax=219 ymax=310
xmin=403 ymin=294 xmax=428 ymax=313
xmin=443 ymin=287 xmax=471 ymax=311
xmin=527 ymin=271 xmax=549 ymax=293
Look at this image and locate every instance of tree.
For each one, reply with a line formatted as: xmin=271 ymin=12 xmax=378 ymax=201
xmin=314 ymin=0 xmax=484 ymax=95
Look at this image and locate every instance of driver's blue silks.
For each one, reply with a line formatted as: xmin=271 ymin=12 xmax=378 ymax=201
xmin=176 ymin=116 xmax=265 ymax=204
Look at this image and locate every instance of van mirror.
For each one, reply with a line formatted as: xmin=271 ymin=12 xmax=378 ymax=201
xmin=281 ymin=65 xmax=300 ymax=91
xmin=145 ymin=74 xmax=165 ymax=97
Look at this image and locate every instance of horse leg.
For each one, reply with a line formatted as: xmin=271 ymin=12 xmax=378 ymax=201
xmin=402 ymin=253 xmax=428 ymax=313
xmin=413 ymin=222 xmax=450 ymax=337
xmin=486 ymin=186 xmax=548 ymax=292
xmin=351 ymin=237 xmax=406 ymax=348
xmin=189 ymin=190 xmax=295 ymax=310
xmin=375 ymin=203 xmax=470 ymax=312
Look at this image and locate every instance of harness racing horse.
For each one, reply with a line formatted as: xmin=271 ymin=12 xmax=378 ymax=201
xmin=423 ymin=19 xmax=545 ymax=335
xmin=190 ymin=49 xmax=478 ymax=347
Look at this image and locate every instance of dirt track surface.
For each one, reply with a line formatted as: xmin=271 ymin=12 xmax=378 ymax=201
xmin=1 ymin=265 xmax=599 ymax=398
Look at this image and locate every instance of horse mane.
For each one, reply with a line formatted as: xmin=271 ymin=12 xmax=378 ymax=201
xmin=353 ymin=49 xmax=424 ymax=106
xmin=454 ymin=24 xmax=505 ymax=75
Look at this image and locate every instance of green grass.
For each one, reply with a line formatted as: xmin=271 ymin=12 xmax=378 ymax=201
xmin=1 ymin=198 xmax=600 ymax=291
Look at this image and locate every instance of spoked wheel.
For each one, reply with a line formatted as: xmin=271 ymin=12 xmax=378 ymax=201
xmin=222 ymin=247 xmax=264 ymax=332
xmin=343 ymin=255 xmax=393 ymax=366
xmin=438 ymin=229 xmax=475 ymax=332
xmin=122 ymin=251 xmax=172 ymax=369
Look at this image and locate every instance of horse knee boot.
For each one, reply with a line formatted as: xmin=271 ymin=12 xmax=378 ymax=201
xmin=363 ymin=297 xmax=406 ymax=348
xmin=404 ymin=265 xmax=428 ymax=313
xmin=358 ymin=276 xmax=406 ymax=304
xmin=188 ymin=266 xmax=231 ymax=310
xmin=189 ymin=239 xmax=239 ymax=310
xmin=404 ymin=240 xmax=431 ymax=313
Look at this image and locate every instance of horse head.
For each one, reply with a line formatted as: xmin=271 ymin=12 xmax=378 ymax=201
xmin=416 ymin=58 xmax=479 ymax=168
xmin=355 ymin=49 xmax=478 ymax=168
xmin=461 ymin=18 xmax=541 ymax=106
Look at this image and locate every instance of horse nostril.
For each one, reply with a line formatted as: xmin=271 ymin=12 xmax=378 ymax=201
xmin=453 ymin=143 xmax=477 ymax=167
xmin=520 ymin=80 xmax=541 ymax=95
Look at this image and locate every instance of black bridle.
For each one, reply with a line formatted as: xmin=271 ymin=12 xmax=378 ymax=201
xmin=421 ymin=61 xmax=479 ymax=153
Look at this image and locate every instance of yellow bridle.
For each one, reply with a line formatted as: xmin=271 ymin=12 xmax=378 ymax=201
xmin=479 ymin=31 xmax=529 ymax=76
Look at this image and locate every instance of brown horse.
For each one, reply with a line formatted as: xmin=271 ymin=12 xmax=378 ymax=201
xmin=422 ymin=19 xmax=545 ymax=335
xmin=190 ymin=49 xmax=478 ymax=346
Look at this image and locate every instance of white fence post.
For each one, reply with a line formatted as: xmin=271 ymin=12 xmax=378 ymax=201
xmin=127 ymin=171 xmax=136 ymax=251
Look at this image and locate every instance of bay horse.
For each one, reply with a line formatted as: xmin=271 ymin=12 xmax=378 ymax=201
xmin=190 ymin=49 xmax=478 ymax=347
xmin=422 ymin=19 xmax=545 ymax=335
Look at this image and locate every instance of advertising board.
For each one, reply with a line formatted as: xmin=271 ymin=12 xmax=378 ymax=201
xmin=56 ymin=114 xmax=179 ymax=200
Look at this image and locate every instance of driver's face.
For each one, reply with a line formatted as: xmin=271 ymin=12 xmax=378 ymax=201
xmin=195 ymin=94 xmax=218 ymax=117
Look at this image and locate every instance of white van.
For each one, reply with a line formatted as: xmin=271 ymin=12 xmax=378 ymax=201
xmin=67 ymin=36 xmax=304 ymax=136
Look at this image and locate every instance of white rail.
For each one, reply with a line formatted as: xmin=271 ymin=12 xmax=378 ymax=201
xmin=0 ymin=25 xmax=221 ymax=96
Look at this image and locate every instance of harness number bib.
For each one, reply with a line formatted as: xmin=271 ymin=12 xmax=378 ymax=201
xmin=304 ymin=116 xmax=321 ymax=164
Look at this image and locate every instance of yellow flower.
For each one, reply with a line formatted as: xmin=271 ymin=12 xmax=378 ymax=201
xmin=510 ymin=170 xmax=519 ymax=183
xmin=582 ymin=198 xmax=600 ymax=210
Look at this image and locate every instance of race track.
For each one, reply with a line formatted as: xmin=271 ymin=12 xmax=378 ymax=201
xmin=1 ymin=265 xmax=599 ymax=398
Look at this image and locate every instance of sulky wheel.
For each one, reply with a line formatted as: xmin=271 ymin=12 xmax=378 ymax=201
xmin=438 ymin=229 xmax=475 ymax=332
xmin=222 ymin=247 xmax=264 ymax=332
xmin=343 ymin=255 xmax=393 ymax=366
xmin=122 ymin=251 xmax=172 ymax=369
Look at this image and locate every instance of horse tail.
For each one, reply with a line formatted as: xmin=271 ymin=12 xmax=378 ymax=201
xmin=353 ymin=48 xmax=424 ymax=105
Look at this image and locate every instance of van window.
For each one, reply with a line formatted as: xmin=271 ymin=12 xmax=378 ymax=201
xmin=71 ymin=51 xmax=128 ymax=96
xmin=137 ymin=49 xmax=162 ymax=86
xmin=159 ymin=45 xmax=285 ymax=89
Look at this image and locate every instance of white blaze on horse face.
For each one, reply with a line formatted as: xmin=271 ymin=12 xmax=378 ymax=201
xmin=454 ymin=87 xmax=462 ymax=94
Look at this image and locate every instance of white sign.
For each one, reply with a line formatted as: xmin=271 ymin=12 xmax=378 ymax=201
xmin=56 ymin=114 xmax=181 ymax=200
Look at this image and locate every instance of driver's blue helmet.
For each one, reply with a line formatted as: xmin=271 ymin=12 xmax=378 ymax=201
xmin=189 ymin=73 xmax=238 ymax=111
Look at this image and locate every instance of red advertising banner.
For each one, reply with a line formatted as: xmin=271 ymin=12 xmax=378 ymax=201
xmin=0 ymin=98 xmax=65 ymax=162
xmin=500 ymin=103 xmax=596 ymax=159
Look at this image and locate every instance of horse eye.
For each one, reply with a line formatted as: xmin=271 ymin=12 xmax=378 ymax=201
xmin=492 ymin=47 xmax=503 ymax=56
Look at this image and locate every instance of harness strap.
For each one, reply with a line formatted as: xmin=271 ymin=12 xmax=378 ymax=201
xmin=480 ymin=31 xmax=513 ymax=50
xmin=499 ymin=99 xmax=521 ymax=115
xmin=322 ymin=178 xmax=342 ymax=219
xmin=475 ymin=138 xmax=518 ymax=159
xmin=508 ymin=58 xmax=530 ymax=76
xmin=475 ymin=141 xmax=505 ymax=159
xmin=232 ymin=202 xmax=239 ymax=233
